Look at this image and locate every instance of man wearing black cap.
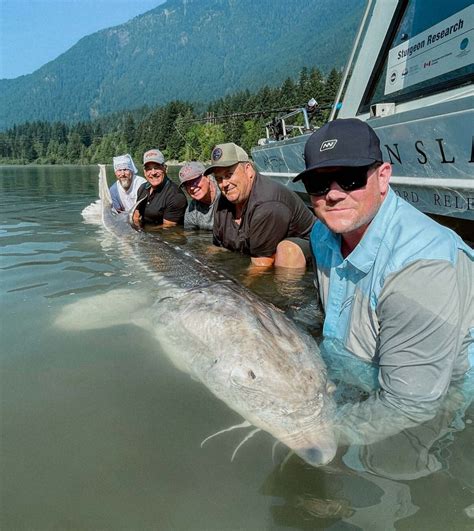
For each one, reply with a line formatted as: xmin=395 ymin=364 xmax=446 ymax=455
xmin=205 ymin=142 xmax=315 ymax=269
xmin=295 ymin=118 xmax=473 ymax=447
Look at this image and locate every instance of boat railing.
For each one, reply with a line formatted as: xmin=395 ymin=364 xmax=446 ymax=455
xmin=259 ymin=107 xmax=313 ymax=145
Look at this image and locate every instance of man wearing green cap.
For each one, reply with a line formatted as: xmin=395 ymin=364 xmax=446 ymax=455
xmin=204 ymin=142 xmax=315 ymax=269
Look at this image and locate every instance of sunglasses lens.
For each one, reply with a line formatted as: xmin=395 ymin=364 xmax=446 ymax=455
xmin=185 ymin=175 xmax=202 ymax=188
xmin=303 ymin=166 xmax=371 ymax=196
xmin=339 ymin=168 xmax=369 ymax=192
xmin=302 ymin=176 xmax=330 ymax=196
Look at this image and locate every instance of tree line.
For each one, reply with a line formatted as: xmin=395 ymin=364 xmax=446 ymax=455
xmin=0 ymin=67 xmax=341 ymax=165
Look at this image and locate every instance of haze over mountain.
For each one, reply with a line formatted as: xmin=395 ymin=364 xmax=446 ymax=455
xmin=0 ymin=0 xmax=365 ymax=130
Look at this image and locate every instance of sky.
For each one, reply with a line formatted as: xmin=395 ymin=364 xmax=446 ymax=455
xmin=0 ymin=0 xmax=165 ymax=79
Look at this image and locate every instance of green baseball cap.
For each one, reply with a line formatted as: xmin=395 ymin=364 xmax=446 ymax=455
xmin=204 ymin=143 xmax=249 ymax=175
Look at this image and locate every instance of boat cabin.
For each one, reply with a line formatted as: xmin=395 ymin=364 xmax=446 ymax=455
xmin=251 ymin=0 xmax=473 ymax=233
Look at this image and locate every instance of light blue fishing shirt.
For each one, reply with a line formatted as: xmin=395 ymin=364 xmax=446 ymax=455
xmin=310 ymin=188 xmax=473 ymax=445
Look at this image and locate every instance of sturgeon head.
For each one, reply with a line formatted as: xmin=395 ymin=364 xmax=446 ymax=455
xmin=152 ymin=282 xmax=337 ymax=467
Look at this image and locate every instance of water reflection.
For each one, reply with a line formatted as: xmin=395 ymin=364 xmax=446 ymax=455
xmin=264 ymin=459 xmax=418 ymax=530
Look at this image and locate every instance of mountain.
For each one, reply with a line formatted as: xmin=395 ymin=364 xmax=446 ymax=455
xmin=0 ymin=0 xmax=365 ymax=130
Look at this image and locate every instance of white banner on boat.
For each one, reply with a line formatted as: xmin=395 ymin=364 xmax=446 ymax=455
xmin=385 ymin=5 xmax=473 ymax=95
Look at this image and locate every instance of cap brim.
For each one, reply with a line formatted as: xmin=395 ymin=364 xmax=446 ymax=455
xmin=144 ymin=159 xmax=165 ymax=165
xmin=204 ymin=160 xmax=242 ymax=175
xmin=293 ymin=158 xmax=379 ymax=182
xmin=179 ymin=179 xmax=194 ymax=188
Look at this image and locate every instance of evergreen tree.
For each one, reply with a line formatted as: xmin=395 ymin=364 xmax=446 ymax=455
xmin=122 ymin=115 xmax=136 ymax=152
xmin=67 ymin=132 xmax=82 ymax=161
xmin=308 ymin=67 xmax=325 ymax=103
xmin=322 ymin=68 xmax=342 ymax=106
xmin=241 ymin=120 xmax=264 ymax=153
xmin=0 ymin=67 xmax=343 ymax=164
xmin=46 ymin=140 xmax=61 ymax=164
xmin=278 ymin=78 xmax=298 ymax=108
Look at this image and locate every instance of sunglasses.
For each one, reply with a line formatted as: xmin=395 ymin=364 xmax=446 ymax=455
xmin=302 ymin=165 xmax=376 ymax=196
xmin=184 ymin=175 xmax=203 ymax=188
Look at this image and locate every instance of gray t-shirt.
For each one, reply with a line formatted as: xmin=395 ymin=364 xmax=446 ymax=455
xmin=184 ymin=183 xmax=220 ymax=231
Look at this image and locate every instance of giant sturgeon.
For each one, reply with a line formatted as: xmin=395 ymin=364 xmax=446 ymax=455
xmin=57 ymin=165 xmax=337 ymax=466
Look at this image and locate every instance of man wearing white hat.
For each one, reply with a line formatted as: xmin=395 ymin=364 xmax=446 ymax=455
xmin=110 ymin=153 xmax=146 ymax=212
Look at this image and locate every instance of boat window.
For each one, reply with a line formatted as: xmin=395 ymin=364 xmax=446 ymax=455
xmin=360 ymin=0 xmax=473 ymax=112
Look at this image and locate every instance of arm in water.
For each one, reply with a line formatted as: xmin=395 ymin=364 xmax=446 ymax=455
xmin=330 ymin=260 xmax=471 ymax=446
xmin=129 ymin=196 xmax=147 ymax=230
xmin=130 ymin=194 xmax=183 ymax=229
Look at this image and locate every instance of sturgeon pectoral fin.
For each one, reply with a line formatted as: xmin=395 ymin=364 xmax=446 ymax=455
xmin=55 ymin=289 xmax=151 ymax=331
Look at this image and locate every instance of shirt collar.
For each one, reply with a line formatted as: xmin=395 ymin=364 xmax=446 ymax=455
xmin=345 ymin=187 xmax=397 ymax=272
xmin=319 ymin=223 xmax=342 ymax=255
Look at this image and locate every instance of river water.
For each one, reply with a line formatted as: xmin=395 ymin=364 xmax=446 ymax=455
xmin=1 ymin=165 xmax=473 ymax=530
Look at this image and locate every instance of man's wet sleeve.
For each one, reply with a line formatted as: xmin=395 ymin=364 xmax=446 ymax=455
xmin=335 ymin=259 xmax=464 ymax=446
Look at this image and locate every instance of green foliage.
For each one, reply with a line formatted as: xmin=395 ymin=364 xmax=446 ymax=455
xmin=240 ymin=120 xmax=263 ymax=154
xmin=0 ymin=67 xmax=341 ymax=165
xmin=182 ymin=123 xmax=226 ymax=161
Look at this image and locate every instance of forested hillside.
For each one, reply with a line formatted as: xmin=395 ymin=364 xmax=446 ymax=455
xmin=0 ymin=67 xmax=341 ymax=164
xmin=0 ymin=0 xmax=364 ymax=129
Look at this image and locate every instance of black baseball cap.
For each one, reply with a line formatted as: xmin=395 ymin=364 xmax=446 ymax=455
xmin=293 ymin=118 xmax=383 ymax=182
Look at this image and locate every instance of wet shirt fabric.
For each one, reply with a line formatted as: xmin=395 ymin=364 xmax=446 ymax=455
xmin=184 ymin=183 xmax=221 ymax=231
xmin=110 ymin=176 xmax=146 ymax=212
xmin=213 ymin=172 xmax=315 ymax=257
xmin=311 ymin=187 xmax=474 ymax=445
xmin=136 ymin=178 xmax=187 ymax=225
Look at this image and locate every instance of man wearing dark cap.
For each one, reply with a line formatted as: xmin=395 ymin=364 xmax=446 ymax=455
xmin=179 ymin=161 xmax=220 ymax=231
xmin=295 ymin=118 xmax=473 ymax=447
xmin=133 ymin=148 xmax=187 ymax=227
xmin=205 ymin=142 xmax=315 ymax=268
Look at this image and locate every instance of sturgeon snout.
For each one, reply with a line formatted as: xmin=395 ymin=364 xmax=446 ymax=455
xmin=294 ymin=432 xmax=337 ymax=466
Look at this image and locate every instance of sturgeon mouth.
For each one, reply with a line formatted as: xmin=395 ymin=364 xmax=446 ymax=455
xmin=279 ymin=407 xmax=337 ymax=467
xmin=295 ymin=441 xmax=337 ymax=466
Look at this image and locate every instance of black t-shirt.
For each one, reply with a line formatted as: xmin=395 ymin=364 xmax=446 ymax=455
xmin=136 ymin=177 xmax=187 ymax=225
xmin=213 ymin=173 xmax=315 ymax=257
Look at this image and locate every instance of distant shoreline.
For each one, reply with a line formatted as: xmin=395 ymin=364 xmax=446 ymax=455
xmin=0 ymin=162 xmax=192 ymax=168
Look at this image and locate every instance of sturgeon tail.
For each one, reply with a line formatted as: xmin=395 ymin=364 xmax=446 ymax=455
xmin=98 ymin=164 xmax=113 ymax=208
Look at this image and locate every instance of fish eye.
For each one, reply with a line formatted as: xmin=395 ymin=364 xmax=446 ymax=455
xmin=230 ymin=367 xmax=259 ymax=387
